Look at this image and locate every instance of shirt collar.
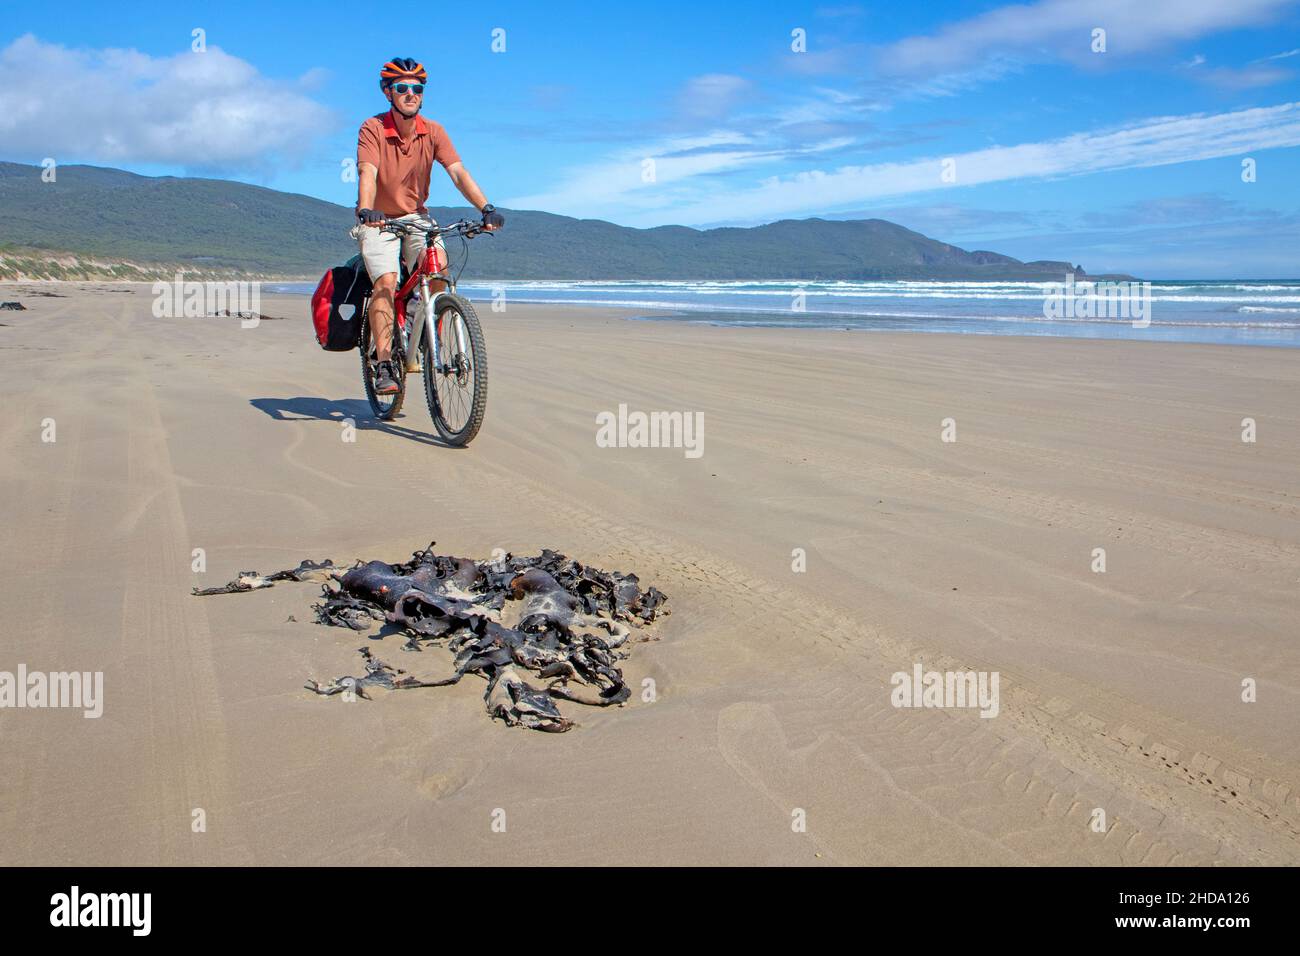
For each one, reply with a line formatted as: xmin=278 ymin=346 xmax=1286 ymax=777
xmin=382 ymin=110 xmax=429 ymax=139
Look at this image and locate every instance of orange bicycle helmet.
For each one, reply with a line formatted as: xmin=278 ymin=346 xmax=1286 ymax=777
xmin=380 ymin=57 xmax=427 ymax=90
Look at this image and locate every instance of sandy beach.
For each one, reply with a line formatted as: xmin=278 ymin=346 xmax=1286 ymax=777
xmin=1 ymin=281 xmax=1297 ymax=866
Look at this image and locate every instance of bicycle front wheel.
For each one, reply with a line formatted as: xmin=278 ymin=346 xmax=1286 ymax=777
xmin=423 ymin=294 xmax=487 ymax=446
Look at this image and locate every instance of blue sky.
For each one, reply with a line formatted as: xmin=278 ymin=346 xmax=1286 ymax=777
xmin=2 ymin=0 xmax=1298 ymax=276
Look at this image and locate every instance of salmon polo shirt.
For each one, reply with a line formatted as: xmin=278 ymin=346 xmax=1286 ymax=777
xmin=357 ymin=110 xmax=462 ymax=217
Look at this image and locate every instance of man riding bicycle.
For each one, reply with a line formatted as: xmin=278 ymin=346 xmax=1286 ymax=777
xmin=353 ymin=56 xmax=505 ymax=395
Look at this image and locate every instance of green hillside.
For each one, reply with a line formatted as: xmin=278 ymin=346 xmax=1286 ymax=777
xmin=0 ymin=161 xmax=1099 ymax=280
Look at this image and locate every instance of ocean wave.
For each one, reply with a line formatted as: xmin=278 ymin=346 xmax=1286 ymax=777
xmin=655 ymin=317 xmax=1300 ymax=332
xmin=465 ymin=283 xmax=1300 ymax=304
xmin=484 ymin=279 xmax=1300 ymax=290
xmin=587 ymin=300 xmax=1300 ymax=329
xmin=275 ymin=277 xmax=1300 ymax=302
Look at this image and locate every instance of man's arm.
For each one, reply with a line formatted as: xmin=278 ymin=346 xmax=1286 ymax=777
xmin=355 ymin=119 xmax=385 ymax=223
xmin=443 ymin=162 xmax=499 ymax=229
xmin=357 ymin=163 xmax=379 ymax=215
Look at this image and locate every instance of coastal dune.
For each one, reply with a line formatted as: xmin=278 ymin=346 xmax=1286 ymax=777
xmin=1 ymin=282 xmax=1297 ymax=865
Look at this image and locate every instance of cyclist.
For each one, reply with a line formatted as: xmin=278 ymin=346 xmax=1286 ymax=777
xmin=353 ymin=57 xmax=505 ymax=395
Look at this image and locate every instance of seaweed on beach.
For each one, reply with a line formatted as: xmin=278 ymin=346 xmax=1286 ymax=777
xmin=211 ymin=309 xmax=287 ymax=321
xmin=193 ymin=543 xmax=669 ymax=732
xmin=190 ymin=559 xmax=338 ymax=595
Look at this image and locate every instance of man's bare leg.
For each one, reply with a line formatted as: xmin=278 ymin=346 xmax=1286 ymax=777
xmin=368 ymin=272 xmax=398 ymax=361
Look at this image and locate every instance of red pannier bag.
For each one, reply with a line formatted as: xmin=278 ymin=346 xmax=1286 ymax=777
xmin=310 ymin=259 xmax=371 ymax=351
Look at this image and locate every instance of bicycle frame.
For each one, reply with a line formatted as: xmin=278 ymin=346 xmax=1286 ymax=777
xmin=387 ymin=241 xmax=447 ymax=374
xmin=387 ymin=221 xmax=486 ymax=377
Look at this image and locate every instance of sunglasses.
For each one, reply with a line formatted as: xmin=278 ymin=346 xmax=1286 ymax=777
xmin=391 ymin=83 xmax=424 ymax=95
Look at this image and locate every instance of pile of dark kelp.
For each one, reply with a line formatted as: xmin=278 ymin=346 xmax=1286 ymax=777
xmin=192 ymin=544 xmax=668 ymax=732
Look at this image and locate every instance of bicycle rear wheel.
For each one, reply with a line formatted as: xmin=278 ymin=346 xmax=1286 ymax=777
xmin=423 ymin=294 xmax=487 ymax=446
xmin=359 ymin=299 xmax=406 ymax=420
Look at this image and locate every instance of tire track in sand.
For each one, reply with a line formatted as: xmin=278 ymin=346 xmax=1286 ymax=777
xmin=325 ymin=423 xmax=1299 ymax=864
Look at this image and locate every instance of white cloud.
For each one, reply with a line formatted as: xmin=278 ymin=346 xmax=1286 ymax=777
xmin=875 ymin=0 xmax=1295 ymax=75
xmin=502 ymin=131 xmax=853 ymax=219
xmin=509 ymin=101 xmax=1300 ymax=227
xmin=678 ymin=74 xmax=753 ymax=120
xmin=771 ymin=90 xmax=883 ymax=128
xmin=782 ymin=43 xmax=872 ymax=77
xmin=1253 ymin=47 xmax=1300 ymax=62
xmin=988 ymin=212 xmax=1300 ymax=278
xmin=814 ymin=5 xmax=868 ymax=19
xmin=0 ymin=34 xmax=335 ymax=172
xmin=811 ymin=87 xmax=861 ymax=105
xmin=1181 ymin=52 xmax=1292 ymax=89
xmin=1194 ymin=64 xmax=1293 ymax=89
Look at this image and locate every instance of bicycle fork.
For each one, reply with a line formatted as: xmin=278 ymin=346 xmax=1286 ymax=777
xmin=407 ymin=278 xmax=467 ymax=376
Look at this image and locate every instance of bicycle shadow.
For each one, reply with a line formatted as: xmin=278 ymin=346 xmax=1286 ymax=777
xmin=249 ymin=396 xmax=464 ymax=449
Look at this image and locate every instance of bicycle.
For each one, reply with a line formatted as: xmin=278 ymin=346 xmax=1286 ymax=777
xmin=358 ymin=216 xmax=490 ymax=446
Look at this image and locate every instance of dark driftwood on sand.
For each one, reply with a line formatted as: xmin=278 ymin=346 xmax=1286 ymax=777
xmin=193 ymin=544 xmax=668 ymax=732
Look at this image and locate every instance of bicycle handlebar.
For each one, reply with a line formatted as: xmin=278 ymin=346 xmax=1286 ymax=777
xmin=377 ymin=217 xmax=488 ymax=239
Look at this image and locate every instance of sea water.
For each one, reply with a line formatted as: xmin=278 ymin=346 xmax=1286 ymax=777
xmin=267 ymin=278 xmax=1300 ymax=348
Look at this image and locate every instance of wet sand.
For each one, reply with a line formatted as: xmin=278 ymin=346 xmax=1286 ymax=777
xmin=1 ymin=282 xmax=1297 ymax=865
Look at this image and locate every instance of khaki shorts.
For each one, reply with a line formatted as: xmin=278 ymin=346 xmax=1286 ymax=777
xmin=351 ymin=212 xmax=448 ymax=281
